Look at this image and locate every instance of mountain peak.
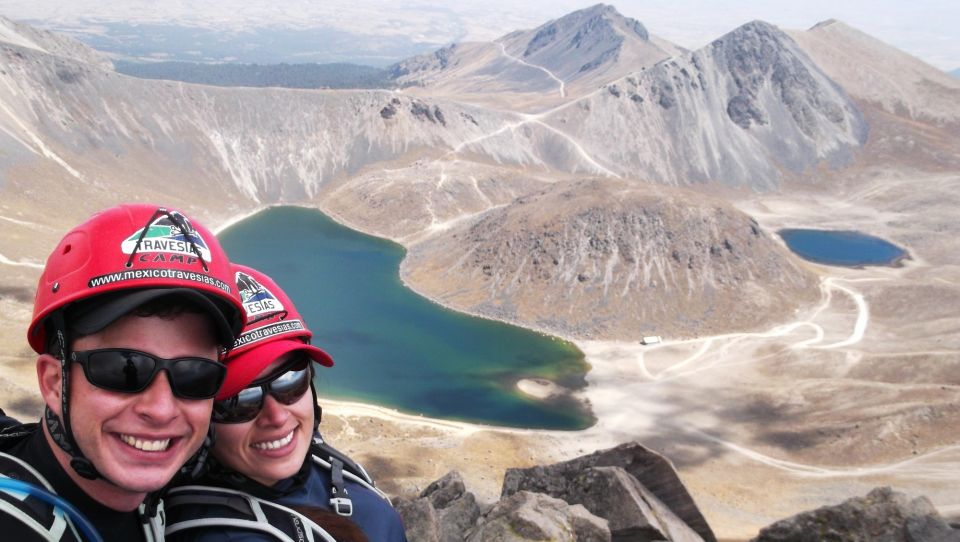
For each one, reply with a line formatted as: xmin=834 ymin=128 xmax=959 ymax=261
xmin=505 ymin=3 xmax=660 ymax=80
xmin=535 ymin=3 xmax=649 ymax=44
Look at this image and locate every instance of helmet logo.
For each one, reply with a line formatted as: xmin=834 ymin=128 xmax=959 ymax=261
xmin=236 ymin=271 xmax=285 ymax=321
xmin=121 ymin=212 xmax=212 ymax=262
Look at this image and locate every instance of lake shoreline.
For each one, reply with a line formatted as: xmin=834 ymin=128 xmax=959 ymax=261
xmin=778 ymin=227 xmax=909 ymax=268
xmin=217 ymin=205 xmax=595 ymax=430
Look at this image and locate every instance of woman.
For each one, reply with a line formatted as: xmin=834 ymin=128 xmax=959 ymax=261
xmin=165 ymin=265 xmax=407 ymax=542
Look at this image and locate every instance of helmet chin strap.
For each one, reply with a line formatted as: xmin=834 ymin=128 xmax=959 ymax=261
xmin=311 ymin=379 xmax=322 ymax=432
xmin=45 ymin=310 xmax=100 ymax=481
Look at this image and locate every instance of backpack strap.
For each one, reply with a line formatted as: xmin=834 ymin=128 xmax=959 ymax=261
xmin=138 ymin=499 xmax=165 ymax=542
xmin=0 ymin=408 xmax=22 ymax=433
xmin=0 ymin=421 xmax=37 ymax=449
xmin=309 ymin=435 xmax=377 ymax=489
xmin=308 ymin=433 xmax=391 ymax=517
xmin=0 ymin=450 xmax=84 ymax=541
xmin=165 ymin=485 xmax=338 ymax=542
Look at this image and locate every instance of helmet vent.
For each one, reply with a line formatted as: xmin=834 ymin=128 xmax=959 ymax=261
xmin=52 ymin=282 xmax=60 ymax=293
xmin=62 ymin=244 xmax=71 ymax=255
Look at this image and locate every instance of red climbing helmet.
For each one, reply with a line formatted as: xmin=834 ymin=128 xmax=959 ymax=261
xmin=217 ymin=264 xmax=333 ymax=400
xmin=28 ymin=204 xmax=244 ymax=353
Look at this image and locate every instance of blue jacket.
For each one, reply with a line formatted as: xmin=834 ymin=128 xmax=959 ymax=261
xmin=165 ymin=452 xmax=408 ymax=542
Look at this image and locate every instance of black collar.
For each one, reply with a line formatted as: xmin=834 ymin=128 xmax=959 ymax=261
xmin=16 ymin=427 xmax=145 ymax=540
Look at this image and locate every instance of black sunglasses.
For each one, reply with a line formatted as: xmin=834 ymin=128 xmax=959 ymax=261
xmin=212 ymin=358 xmax=312 ymax=424
xmin=71 ymin=348 xmax=225 ymax=400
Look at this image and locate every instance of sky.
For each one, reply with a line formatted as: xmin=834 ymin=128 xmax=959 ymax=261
xmin=0 ymin=0 xmax=956 ymax=70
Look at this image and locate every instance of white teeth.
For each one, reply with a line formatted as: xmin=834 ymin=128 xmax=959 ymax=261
xmin=251 ymin=430 xmax=294 ymax=450
xmin=120 ymin=434 xmax=171 ymax=452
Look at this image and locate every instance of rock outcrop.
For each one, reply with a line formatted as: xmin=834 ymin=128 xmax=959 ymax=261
xmin=502 ymin=443 xmax=713 ymax=542
xmin=752 ymin=487 xmax=960 ymax=542
xmin=397 ymin=453 xmax=956 ymax=542
xmin=466 ymin=491 xmax=610 ymax=542
xmin=395 ymin=471 xmax=483 ymax=542
xmin=399 ymin=443 xmax=711 ymax=542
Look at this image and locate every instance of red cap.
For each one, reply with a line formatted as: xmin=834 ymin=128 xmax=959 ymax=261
xmin=217 ymin=265 xmax=333 ymax=400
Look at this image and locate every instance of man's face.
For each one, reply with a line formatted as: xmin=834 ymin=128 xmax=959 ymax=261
xmin=65 ymin=311 xmax=218 ymax=495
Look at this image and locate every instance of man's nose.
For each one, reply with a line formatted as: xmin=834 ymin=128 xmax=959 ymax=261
xmin=133 ymin=371 xmax=179 ymax=423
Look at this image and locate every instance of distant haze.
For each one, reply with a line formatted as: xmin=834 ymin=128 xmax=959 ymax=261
xmin=0 ymin=0 xmax=956 ymax=70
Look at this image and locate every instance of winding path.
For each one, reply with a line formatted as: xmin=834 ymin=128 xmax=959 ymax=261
xmin=578 ymin=272 xmax=960 ymax=503
xmin=496 ymin=42 xmax=566 ymax=98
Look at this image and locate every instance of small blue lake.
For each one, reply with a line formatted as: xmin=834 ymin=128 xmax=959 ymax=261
xmin=219 ymin=206 xmax=594 ymax=430
xmin=779 ymin=229 xmax=907 ymax=267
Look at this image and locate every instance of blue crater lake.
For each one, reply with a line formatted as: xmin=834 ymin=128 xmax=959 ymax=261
xmin=779 ymin=229 xmax=907 ymax=267
xmin=219 ymin=206 xmax=594 ymax=430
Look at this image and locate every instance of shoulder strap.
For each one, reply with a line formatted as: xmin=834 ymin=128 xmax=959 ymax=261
xmin=308 ymin=434 xmax=391 ymax=517
xmin=0 ymin=408 xmax=23 ymax=434
xmin=0 ymin=450 xmax=84 ymax=541
xmin=0 ymin=421 xmax=38 ymax=452
xmin=309 ymin=435 xmax=376 ymax=488
xmin=139 ymin=500 xmax=165 ymax=542
xmin=165 ymin=485 xmax=338 ymax=542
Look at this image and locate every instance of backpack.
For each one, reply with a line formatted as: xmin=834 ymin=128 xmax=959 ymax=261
xmin=164 ymin=433 xmax=390 ymax=541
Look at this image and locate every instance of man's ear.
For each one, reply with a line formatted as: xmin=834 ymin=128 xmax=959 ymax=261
xmin=37 ymin=354 xmax=64 ymax=415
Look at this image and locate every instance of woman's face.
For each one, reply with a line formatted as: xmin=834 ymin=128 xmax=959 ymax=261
xmin=212 ymin=353 xmax=315 ymax=486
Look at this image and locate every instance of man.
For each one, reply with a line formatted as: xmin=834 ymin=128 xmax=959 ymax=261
xmin=0 ymin=204 xmax=244 ymax=541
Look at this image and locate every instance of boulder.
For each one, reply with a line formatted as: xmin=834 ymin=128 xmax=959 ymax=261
xmin=394 ymin=495 xmax=442 ymax=542
xmin=567 ymin=466 xmax=704 ymax=541
xmin=465 ymin=490 xmax=610 ymax=542
xmin=502 ymin=443 xmax=714 ymax=541
xmin=421 ymin=471 xmax=483 ymax=542
xmin=752 ymin=487 xmax=960 ymax=542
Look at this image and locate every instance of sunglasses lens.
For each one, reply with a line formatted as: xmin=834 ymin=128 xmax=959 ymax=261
xmin=213 ymin=386 xmax=264 ymax=423
xmin=168 ymin=358 xmax=226 ymax=399
xmin=84 ymin=350 xmax=156 ymax=393
xmin=212 ymin=359 xmax=311 ymax=423
xmin=269 ymin=365 xmax=311 ymax=405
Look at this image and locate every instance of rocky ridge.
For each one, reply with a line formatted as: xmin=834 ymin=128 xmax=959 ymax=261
xmin=390 ymin=3 xmax=683 ymax=108
xmin=0 ymin=16 xmax=112 ymax=70
xmin=788 ymin=19 xmax=960 ymax=125
xmin=541 ymin=20 xmax=868 ymax=188
xmin=396 ymin=443 xmax=715 ymax=542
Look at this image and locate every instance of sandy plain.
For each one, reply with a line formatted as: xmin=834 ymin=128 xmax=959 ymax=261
xmin=1 ymin=169 xmax=958 ymax=541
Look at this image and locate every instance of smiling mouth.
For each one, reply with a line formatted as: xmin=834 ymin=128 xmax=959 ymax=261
xmin=251 ymin=429 xmax=295 ymax=450
xmin=119 ymin=434 xmax=172 ymax=452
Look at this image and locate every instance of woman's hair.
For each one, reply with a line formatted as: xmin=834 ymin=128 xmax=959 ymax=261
xmin=291 ymin=506 xmax=369 ymax=542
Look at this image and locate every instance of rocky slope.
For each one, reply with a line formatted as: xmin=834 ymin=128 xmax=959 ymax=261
xmin=789 ymin=19 xmax=960 ymax=126
xmin=541 ymin=20 xmax=868 ymax=189
xmin=0 ymin=40 xmax=524 ymax=208
xmin=402 ymin=179 xmax=819 ymax=340
xmin=0 ymin=16 xmax=112 ymax=69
